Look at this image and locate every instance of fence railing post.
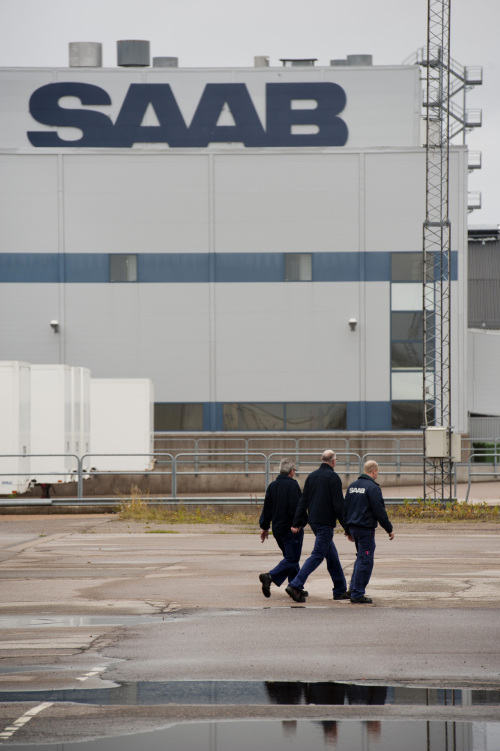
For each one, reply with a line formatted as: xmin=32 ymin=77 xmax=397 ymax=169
xmin=194 ymin=438 xmax=199 ymax=475
xmin=172 ymin=456 xmax=177 ymax=499
xmin=78 ymin=455 xmax=83 ymax=499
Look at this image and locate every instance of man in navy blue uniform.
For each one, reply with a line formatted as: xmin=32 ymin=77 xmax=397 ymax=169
xmin=285 ymin=450 xmax=349 ymax=603
xmin=344 ymin=460 xmax=395 ymax=604
xmin=258 ymin=457 xmax=304 ymax=598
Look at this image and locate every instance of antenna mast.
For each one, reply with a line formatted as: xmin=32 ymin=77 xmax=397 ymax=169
xmin=422 ymin=0 xmax=453 ymax=501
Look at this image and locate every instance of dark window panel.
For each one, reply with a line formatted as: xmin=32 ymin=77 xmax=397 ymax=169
xmin=285 ymin=403 xmax=347 ymax=430
xmin=391 ymin=252 xmax=423 ymax=282
xmin=391 ymin=401 xmax=429 ymax=430
xmin=155 ymin=403 xmax=203 ymax=431
xmin=391 ymin=311 xmax=424 ymax=341
xmin=110 ymin=254 xmax=137 ymax=282
xmin=285 ymin=253 xmax=312 ymax=281
xmin=223 ymin=403 xmax=284 ymax=431
xmin=391 ymin=342 xmax=424 ymax=369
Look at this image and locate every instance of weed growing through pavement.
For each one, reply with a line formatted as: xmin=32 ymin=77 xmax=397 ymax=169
xmin=118 ymin=486 xmax=256 ymax=527
xmin=118 ymin=486 xmax=499 ymax=525
xmin=391 ymin=499 xmax=500 ymax=521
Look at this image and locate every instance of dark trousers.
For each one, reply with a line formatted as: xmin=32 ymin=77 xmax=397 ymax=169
xmin=289 ymin=524 xmax=347 ymax=597
xmin=349 ymin=525 xmax=376 ymax=598
xmin=269 ymin=529 xmax=304 ymax=587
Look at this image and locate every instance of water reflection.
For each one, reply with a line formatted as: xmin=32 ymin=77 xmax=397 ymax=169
xmin=1 ymin=681 xmax=499 ymax=707
xmin=1 ymin=720 xmax=499 ymax=751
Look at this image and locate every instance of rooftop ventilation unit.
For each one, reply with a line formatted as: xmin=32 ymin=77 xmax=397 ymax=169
xmin=117 ymin=40 xmax=150 ymax=67
xmin=153 ymin=57 xmax=179 ymax=68
xmin=280 ymin=58 xmax=317 ymax=67
xmin=330 ymin=59 xmax=348 ymax=66
xmin=69 ymin=42 xmax=102 ymax=67
xmin=254 ymin=56 xmax=270 ymax=67
xmin=347 ymin=54 xmax=373 ymax=66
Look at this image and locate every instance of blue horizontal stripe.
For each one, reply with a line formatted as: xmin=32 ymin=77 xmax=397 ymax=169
xmin=0 ymin=253 xmax=60 ymax=282
xmin=65 ymin=254 xmax=110 ymax=282
xmin=0 ymin=252 xmax=459 ymax=283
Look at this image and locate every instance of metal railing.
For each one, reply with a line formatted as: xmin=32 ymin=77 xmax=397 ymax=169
xmin=1 ymin=443 xmax=500 ymax=506
xmin=268 ymin=451 xmax=362 ymax=483
xmin=465 ymin=454 xmax=500 ymax=503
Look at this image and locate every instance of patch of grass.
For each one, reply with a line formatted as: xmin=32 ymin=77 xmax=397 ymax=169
xmin=118 ymin=489 xmax=257 ymax=527
xmin=145 ymin=529 xmax=180 ymax=534
xmin=391 ymin=499 xmax=500 ymax=522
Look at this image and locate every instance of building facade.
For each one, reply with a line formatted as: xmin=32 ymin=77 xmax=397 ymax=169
xmin=0 ymin=55 xmax=469 ymax=432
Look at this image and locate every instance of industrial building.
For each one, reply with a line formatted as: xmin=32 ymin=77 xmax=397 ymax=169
xmin=0 ymin=42 xmax=494 ymax=437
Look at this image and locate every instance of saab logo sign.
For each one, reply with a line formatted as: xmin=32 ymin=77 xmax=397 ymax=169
xmin=27 ymin=82 xmax=348 ymax=148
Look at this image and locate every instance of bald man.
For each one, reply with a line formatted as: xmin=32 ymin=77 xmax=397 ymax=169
xmin=344 ymin=460 xmax=395 ymax=604
xmin=285 ymin=450 xmax=349 ymax=603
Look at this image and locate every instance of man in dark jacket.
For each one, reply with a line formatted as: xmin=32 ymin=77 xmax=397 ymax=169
xmin=285 ymin=450 xmax=349 ymax=603
xmin=258 ymin=457 xmax=304 ymax=598
xmin=344 ymin=460 xmax=395 ymax=604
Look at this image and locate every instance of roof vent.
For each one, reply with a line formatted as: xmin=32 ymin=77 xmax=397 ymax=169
xmin=69 ymin=42 xmax=102 ymax=67
xmin=254 ymin=56 xmax=270 ymax=67
xmin=347 ymin=54 xmax=373 ymax=66
xmin=330 ymin=59 xmax=348 ymax=66
xmin=280 ymin=58 xmax=317 ymax=67
xmin=117 ymin=40 xmax=150 ymax=67
xmin=153 ymin=57 xmax=179 ymax=68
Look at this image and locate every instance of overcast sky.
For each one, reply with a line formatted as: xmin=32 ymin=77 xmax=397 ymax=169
xmin=0 ymin=0 xmax=498 ymax=225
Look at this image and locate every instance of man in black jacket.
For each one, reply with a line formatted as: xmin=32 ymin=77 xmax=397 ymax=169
xmin=258 ymin=457 xmax=304 ymax=598
xmin=344 ymin=460 xmax=395 ymax=604
xmin=285 ymin=450 xmax=349 ymax=603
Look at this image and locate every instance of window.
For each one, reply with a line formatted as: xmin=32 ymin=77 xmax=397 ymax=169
xmin=391 ymin=401 xmax=435 ymax=430
xmin=223 ymin=403 xmax=284 ymax=431
xmin=391 ymin=342 xmax=423 ymax=369
xmin=285 ymin=253 xmax=312 ymax=281
xmin=154 ymin=403 xmax=203 ymax=431
xmin=391 ymin=253 xmax=423 ymax=282
xmin=391 ymin=402 xmax=425 ymax=430
xmin=285 ymin=403 xmax=347 ymax=430
xmin=110 ymin=254 xmax=137 ymax=282
xmin=391 ymin=311 xmax=423 ymax=341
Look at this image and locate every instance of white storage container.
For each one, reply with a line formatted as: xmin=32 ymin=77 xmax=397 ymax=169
xmin=90 ymin=378 xmax=154 ymax=471
xmin=0 ymin=361 xmax=31 ymax=494
xmin=71 ymin=366 xmax=91 ymax=458
xmin=30 ymin=364 xmax=76 ymax=483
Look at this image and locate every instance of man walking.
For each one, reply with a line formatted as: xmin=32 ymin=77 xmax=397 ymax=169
xmin=258 ymin=457 xmax=304 ymax=598
xmin=344 ymin=460 xmax=395 ymax=604
xmin=285 ymin=450 xmax=349 ymax=603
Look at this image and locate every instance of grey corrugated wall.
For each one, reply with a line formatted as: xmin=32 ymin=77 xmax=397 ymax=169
xmin=468 ymin=240 xmax=500 ymax=329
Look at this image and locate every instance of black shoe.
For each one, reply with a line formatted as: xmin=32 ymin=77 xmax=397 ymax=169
xmin=350 ymin=595 xmax=373 ymax=604
xmin=259 ymin=573 xmax=272 ymax=598
xmin=303 ymin=591 xmax=309 ymax=597
xmin=333 ymin=590 xmax=351 ymax=601
xmin=285 ymin=585 xmax=306 ymax=603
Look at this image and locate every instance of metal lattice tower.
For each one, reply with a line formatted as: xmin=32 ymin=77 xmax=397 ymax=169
xmin=422 ymin=0 xmax=452 ymax=502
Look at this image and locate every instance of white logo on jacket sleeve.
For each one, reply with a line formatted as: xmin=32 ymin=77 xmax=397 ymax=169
xmin=349 ymin=487 xmax=366 ymax=494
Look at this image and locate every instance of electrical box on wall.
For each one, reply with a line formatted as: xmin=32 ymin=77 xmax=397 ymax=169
xmin=425 ymin=427 xmax=448 ymax=458
xmin=451 ymin=433 xmax=462 ymax=463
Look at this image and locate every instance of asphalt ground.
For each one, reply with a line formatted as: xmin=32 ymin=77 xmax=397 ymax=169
xmin=0 ymin=514 xmax=499 ymax=743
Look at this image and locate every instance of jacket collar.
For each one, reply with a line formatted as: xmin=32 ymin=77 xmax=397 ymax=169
xmin=359 ymin=473 xmax=379 ymax=486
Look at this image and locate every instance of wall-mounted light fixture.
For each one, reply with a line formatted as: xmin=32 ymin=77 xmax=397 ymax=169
xmin=50 ymin=320 xmax=60 ymax=333
xmin=348 ymin=318 xmax=358 ymax=332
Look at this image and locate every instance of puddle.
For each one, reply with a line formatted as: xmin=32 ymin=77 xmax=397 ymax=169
xmin=1 ymin=719 xmax=499 ymax=750
xmin=1 ymin=680 xmax=499 ymax=706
